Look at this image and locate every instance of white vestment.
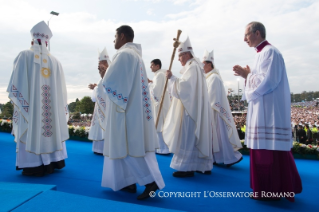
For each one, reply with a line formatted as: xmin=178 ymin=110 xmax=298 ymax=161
xmin=88 ymin=79 xmax=108 ymax=154
xmin=163 ymin=58 xmax=213 ymax=172
xmin=8 ymin=44 xmax=69 ymax=167
xmin=149 ymin=69 xmax=171 ymax=154
xmin=243 ymin=41 xmax=292 ymax=151
xmin=205 ymin=69 xmax=242 ymax=164
xmin=101 ymin=42 xmax=164 ymax=190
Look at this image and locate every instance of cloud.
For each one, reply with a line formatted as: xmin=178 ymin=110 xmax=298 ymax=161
xmin=0 ymin=0 xmax=318 ymax=104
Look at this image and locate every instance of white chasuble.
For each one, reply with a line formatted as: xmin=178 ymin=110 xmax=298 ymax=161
xmin=102 ymin=43 xmax=158 ymax=159
xmin=243 ymin=42 xmax=292 ymax=151
xmin=149 ymin=69 xmax=171 ymax=132
xmin=205 ymin=69 xmax=242 ymax=151
xmin=162 ymin=58 xmax=212 ymax=159
xmin=7 ymin=43 xmax=69 ymax=155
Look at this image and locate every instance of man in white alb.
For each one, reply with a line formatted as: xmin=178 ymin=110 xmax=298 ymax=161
xmin=233 ymin=21 xmax=302 ymax=202
xmin=8 ymin=21 xmax=69 ymax=176
xmin=163 ymin=37 xmax=213 ymax=177
xmin=101 ymin=25 xmax=165 ymax=200
xmin=148 ymin=59 xmax=171 ymax=154
xmin=203 ymin=50 xmax=243 ymax=167
xmin=88 ymin=48 xmax=111 ymax=155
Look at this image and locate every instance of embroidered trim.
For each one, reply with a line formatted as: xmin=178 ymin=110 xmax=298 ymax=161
xmin=140 ymin=64 xmax=152 ymax=121
xmin=13 ymin=111 xmax=19 ymax=123
xmin=214 ymin=102 xmax=231 ymax=122
xmin=150 ymin=89 xmax=159 ymax=102
xmin=33 ymin=32 xmax=49 ymax=40
xmin=11 ymin=85 xmax=29 ymax=113
xmin=41 ymin=85 xmax=53 ymax=137
xmin=105 ymin=87 xmax=128 ymax=104
xmin=97 ymin=95 xmax=106 ymax=109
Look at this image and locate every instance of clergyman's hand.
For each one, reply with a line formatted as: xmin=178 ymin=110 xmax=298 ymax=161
xmin=166 ymin=70 xmax=172 ymax=79
xmin=88 ymin=83 xmax=97 ymax=90
xmin=233 ymin=65 xmax=250 ymax=79
xmin=148 ymin=78 xmax=153 ymax=83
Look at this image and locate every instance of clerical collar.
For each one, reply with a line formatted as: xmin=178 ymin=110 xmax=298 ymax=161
xmin=255 ymin=40 xmax=270 ymax=53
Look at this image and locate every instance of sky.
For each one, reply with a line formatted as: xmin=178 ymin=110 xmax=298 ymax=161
xmin=0 ymin=0 xmax=318 ymax=104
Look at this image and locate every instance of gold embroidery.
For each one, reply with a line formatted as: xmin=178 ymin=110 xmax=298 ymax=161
xmin=41 ymin=68 xmax=51 ymax=78
xmin=43 ymin=59 xmax=47 ymax=63
xmin=35 ymin=55 xmax=39 ymax=59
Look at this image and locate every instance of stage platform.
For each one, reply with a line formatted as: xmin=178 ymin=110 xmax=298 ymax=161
xmin=0 ymin=132 xmax=318 ymax=212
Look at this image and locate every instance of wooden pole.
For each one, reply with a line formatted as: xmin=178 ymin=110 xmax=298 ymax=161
xmin=155 ymin=30 xmax=182 ymax=129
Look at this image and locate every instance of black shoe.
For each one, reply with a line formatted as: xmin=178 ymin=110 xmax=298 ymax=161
xmin=94 ymin=152 xmax=103 ymax=155
xmin=120 ymin=184 xmax=136 ymax=193
xmin=226 ymin=157 xmax=243 ymax=167
xmin=137 ymin=182 xmax=158 ymax=200
xmin=213 ymin=162 xmax=217 ymax=165
xmin=173 ymin=171 xmax=195 ymax=178
xmin=196 ymin=170 xmax=211 ymax=175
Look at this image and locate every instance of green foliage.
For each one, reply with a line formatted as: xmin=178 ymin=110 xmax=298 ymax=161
xmin=72 ymin=112 xmax=81 ymax=119
xmin=0 ymin=102 xmax=14 ymax=118
xmin=291 ymin=91 xmax=319 ymax=102
xmin=68 ymin=102 xmax=77 ymax=113
xmin=68 ymin=126 xmax=89 ymax=138
xmin=75 ymin=96 xmax=94 ymax=114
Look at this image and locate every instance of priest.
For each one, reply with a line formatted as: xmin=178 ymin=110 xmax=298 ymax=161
xmin=88 ymin=48 xmax=111 ymax=155
xmin=233 ymin=21 xmax=302 ymax=202
xmin=101 ymin=25 xmax=165 ymax=200
xmin=203 ymin=50 xmax=243 ymax=167
xmin=148 ymin=59 xmax=171 ymax=154
xmin=8 ymin=21 xmax=69 ymax=176
xmin=163 ymin=37 xmax=213 ymax=177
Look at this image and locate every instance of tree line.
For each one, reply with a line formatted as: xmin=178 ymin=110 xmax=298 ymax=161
xmin=1 ymin=91 xmax=318 ymax=118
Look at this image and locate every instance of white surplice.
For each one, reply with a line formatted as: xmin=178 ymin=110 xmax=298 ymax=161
xmin=88 ymin=79 xmax=108 ymax=154
xmin=8 ymin=43 xmax=69 ymax=168
xmin=149 ymin=69 xmax=171 ymax=154
xmin=163 ymin=58 xmax=213 ymax=172
xmin=205 ymin=69 xmax=242 ymax=164
xmin=101 ymin=42 xmax=164 ymax=190
xmin=243 ymin=41 xmax=292 ymax=151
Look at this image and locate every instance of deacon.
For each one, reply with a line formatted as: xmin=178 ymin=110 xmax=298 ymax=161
xmin=8 ymin=21 xmax=69 ymax=176
xmin=88 ymin=48 xmax=111 ymax=155
xmin=233 ymin=21 xmax=302 ymax=201
xmin=101 ymin=25 xmax=165 ymax=200
xmin=203 ymin=50 xmax=243 ymax=167
xmin=163 ymin=37 xmax=213 ymax=177
xmin=148 ymin=59 xmax=171 ymax=154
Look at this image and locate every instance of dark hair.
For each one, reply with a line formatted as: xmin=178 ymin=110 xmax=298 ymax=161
xmin=151 ymin=59 xmax=162 ymax=69
xmin=205 ymin=61 xmax=214 ymax=69
xmin=116 ymin=25 xmax=134 ymax=41
xmin=247 ymin=21 xmax=266 ymax=39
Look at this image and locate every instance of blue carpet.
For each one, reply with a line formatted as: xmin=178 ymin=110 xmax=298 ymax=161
xmin=0 ymin=132 xmax=318 ymax=212
xmin=0 ymin=190 xmax=41 ymax=212
xmin=12 ymin=190 xmax=182 ymax=212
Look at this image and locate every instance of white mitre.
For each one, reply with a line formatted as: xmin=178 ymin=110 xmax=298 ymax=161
xmin=30 ymin=21 xmax=52 ymax=42
xmin=178 ymin=36 xmax=195 ymax=57
xmin=202 ymin=50 xmax=214 ymax=67
xmin=177 ymin=36 xmax=203 ymax=69
xmin=98 ymin=47 xmax=111 ymax=65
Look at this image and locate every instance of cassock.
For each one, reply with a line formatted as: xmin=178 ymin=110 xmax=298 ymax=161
xmin=149 ymin=69 xmax=171 ymax=154
xmin=243 ymin=40 xmax=302 ymax=201
xmin=8 ymin=21 xmax=68 ymax=176
xmin=205 ymin=69 xmax=243 ymax=165
xmin=101 ymin=42 xmax=165 ymax=191
xmin=89 ymin=79 xmax=108 ymax=154
xmin=163 ymin=58 xmax=213 ymax=172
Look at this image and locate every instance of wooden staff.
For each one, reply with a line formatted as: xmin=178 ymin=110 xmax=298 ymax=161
xmin=155 ymin=30 xmax=182 ymax=129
